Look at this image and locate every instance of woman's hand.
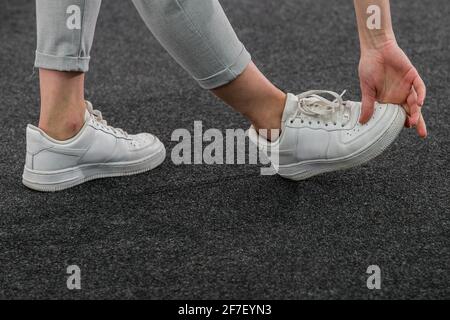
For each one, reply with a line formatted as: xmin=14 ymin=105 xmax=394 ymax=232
xmin=358 ymin=40 xmax=427 ymax=138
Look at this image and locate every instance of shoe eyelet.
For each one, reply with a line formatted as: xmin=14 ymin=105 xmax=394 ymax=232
xmin=317 ymin=121 xmax=320 ymax=124
xmin=309 ymin=121 xmax=312 ymax=125
xmin=301 ymin=120 xmax=304 ymax=124
xmin=333 ymin=123 xmax=337 ymax=126
xmin=325 ymin=123 xmax=328 ymax=126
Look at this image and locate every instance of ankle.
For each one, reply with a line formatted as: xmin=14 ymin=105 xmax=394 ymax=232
xmin=39 ymin=115 xmax=85 ymax=141
xmin=250 ymin=94 xmax=286 ymax=141
xmin=253 ymin=122 xmax=282 ymax=141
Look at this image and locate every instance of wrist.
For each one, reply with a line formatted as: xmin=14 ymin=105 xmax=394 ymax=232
xmin=360 ymin=31 xmax=397 ymax=51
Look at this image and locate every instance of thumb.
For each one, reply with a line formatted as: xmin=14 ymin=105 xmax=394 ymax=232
xmin=359 ymin=87 xmax=376 ymax=124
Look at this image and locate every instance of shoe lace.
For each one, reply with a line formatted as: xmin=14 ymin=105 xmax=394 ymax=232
xmin=294 ymin=90 xmax=351 ymax=125
xmin=86 ymin=103 xmax=128 ymax=137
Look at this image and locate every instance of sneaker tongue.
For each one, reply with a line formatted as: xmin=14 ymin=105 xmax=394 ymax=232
xmin=281 ymin=93 xmax=299 ymax=123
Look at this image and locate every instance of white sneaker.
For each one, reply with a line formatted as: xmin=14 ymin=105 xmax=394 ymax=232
xmin=249 ymin=90 xmax=406 ymax=180
xmin=23 ymin=101 xmax=166 ymax=192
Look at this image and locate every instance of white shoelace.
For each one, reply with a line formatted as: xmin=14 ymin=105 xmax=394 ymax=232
xmin=86 ymin=103 xmax=128 ymax=137
xmin=293 ymin=90 xmax=351 ymax=125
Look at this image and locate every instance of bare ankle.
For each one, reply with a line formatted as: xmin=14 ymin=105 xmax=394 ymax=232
xmin=251 ymin=94 xmax=286 ymax=141
xmin=254 ymin=124 xmax=282 ymax=141
xmin=39 ymin=114 xmax=85 ymax=140
xmin=212 ymin=62 xmax=286 ymax=140
xmin=38 ymin=69 xmax=86 ymax=140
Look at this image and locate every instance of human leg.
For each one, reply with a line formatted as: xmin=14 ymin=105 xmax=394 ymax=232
xmin=132 ymin=0 xmax=286 ymax=137
xmin=24 ymin=0 xmax=165 ymax=191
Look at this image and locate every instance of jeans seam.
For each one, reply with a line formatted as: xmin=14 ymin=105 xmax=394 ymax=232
xmin=36 ymin=51 xmax=91 ymax=60
xmin=35 ymin=51 xmax=90 ymax=72
xmin=194 ymin=45 xmax=246 ymax=82
xmin=77 ymin=0 xmax=87 ymax=59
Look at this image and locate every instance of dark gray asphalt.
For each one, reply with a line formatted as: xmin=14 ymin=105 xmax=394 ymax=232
xmin=0 ymin=0 xmax=449 ymax=299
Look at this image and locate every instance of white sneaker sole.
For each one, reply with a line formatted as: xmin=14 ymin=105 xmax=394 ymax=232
xmin=277 ymin=108 xmax=406 ymax=181
xmin=22 ymin=145 xmax=166 ymax=192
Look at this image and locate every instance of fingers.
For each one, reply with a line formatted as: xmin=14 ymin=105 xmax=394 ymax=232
xmin=413 ymin=75 xmax=426 ymax=107
xmin=408 ymin=78 xmax=427 ymax=137
xmin=406 ymin=87 xmax=420 ymax=127
xmin=403 ymin=105 xmax=412 ymax=128
xmin=412 ymin=75 xmax=427 ymax=138
xmin=404 ymin=109 xmax=427 ymax=138
xmin=359 ymin=86 xmax=377 ymax=124
xmin=416 ymin=112 xmax=428 ymax=138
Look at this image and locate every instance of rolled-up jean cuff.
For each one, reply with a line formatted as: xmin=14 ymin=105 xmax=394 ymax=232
xmin=34 ymin=51 xmax=90 ymax=72
xmin=195 ymin=46 xmax=251 ymax=90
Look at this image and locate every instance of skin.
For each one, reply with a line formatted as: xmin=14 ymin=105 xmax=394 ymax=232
xmin=212 ymin=62 xmax=286 ymax=140
xmin=38 ymin=69 xmax=86 ymax=140
xmin=38 ymin=0 xmax=426 ymax=141
xmin=354 ymin=0 xmax=427 ymax=137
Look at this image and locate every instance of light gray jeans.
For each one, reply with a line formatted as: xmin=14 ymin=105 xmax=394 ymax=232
xmin=35 ymin=0 xmax=251 ymax=89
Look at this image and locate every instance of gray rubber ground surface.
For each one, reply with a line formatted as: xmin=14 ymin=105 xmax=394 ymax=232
xmin=0 ymin=0 xmax=449 ymax=299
